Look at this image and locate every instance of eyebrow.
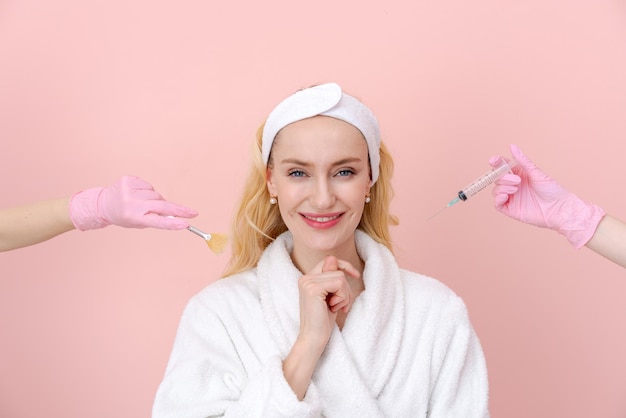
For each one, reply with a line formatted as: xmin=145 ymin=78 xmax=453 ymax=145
xmin=279 ymin=157 xmax=363 ymax=166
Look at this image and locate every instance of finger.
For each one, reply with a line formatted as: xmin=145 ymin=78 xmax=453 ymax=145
xmin=510 ymin=144 xmax=536 ymax=172
xmin=494 ymin=193 xmax=510 ymax=208
xmin=493 ymin=182 xmax=519 ymax=207
xmin=327 ymin=287 xmax=352 ymax=312
xmin=488 ymin=155 xmax=506 ymax=168
xmin=492 ymin=184 xmax=518 ymax=197
xmin=310 ymin=258 xmax=329 ymax=275
xmin=335 ymin=259 xmax=360 ymax=278
xmin=146 ymin=201 xmax=199 ymax=218
xmin=131 ymin=189 xmax=165 ymax=201
xmin=142 ymin=213 xmax=190 ymax=230
xmin=121 ymin=175 xmax=156 ymax=191
xmin=328 ymin=296 xmax=350 ymax=313
xmin=327 ymin=293 xmax=344 ymax=308
xmin=322 ymin=255 xmax=339 ymax=272
xmin=494 ymin=173 xmax=521 ymax=186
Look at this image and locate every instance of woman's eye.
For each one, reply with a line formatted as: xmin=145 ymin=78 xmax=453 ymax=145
xmin=337 ymin=169 xmax=355 ymax=177
xmin=288 ymin=170 xmax=306 ymax=177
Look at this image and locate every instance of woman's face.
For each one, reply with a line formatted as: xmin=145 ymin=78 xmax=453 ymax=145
xmin=267 ymin=115 xmax=371 ymax=260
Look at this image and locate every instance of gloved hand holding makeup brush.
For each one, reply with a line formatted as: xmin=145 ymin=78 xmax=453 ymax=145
xmin=69 ymin=175 xmax=197 ymax=231
xmin=1 ymin=175 xmax=197 ymax=252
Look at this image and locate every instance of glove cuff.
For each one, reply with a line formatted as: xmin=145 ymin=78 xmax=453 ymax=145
xmin=68 ymin=187 xmax=110 ymax=231
xmin=556 ymin=199 xmax=606 ymax=249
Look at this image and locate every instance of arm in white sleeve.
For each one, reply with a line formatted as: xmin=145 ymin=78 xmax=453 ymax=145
xmin=152 ymin=295 xmax=322 ymax=418
xmin=428 ymin=297 xmax=490 ymax=418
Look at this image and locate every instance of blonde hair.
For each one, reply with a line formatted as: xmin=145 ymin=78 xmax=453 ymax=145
xmin=223 ymin=122 xmax=398 ymax=277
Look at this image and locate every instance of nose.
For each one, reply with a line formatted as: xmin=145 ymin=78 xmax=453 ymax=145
xmin=310 ymin=178 xmax=335 ymax=209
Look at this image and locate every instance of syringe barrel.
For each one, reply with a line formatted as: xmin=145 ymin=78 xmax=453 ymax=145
xmin=457 ymin=159 xmax=518 ymax=201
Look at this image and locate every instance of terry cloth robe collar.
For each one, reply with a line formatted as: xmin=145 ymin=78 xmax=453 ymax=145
xmin=257 ymin=230 xmax=405 ymax=417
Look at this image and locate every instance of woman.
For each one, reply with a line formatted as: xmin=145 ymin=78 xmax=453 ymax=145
xmin=153 ymin=83 xmax=490 ymax=417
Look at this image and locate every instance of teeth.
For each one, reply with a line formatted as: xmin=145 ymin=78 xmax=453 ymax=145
xmin=304 ymin=215 xmax=339 ymax=222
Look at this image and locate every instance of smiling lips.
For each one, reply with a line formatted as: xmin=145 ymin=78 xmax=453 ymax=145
xmin=301 ymin=212 xmax=343 ymax=229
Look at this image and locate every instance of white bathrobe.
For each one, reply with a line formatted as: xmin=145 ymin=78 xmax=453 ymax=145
xmin=153 ymin=231 xmax=490 ymax=417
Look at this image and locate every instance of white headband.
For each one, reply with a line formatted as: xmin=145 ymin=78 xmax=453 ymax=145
xmin=261 ymin=83 xmax=381 ymax=184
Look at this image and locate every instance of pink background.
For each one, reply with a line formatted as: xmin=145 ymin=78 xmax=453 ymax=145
xmin=1 ymin=1 xmax=625 ymax=417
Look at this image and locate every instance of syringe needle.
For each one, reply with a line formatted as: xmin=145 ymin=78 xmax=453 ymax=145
xmin=425 ymin=206 xmax=448 ymax=222
xmin=425 ymin=197 xmax=460 ymax=222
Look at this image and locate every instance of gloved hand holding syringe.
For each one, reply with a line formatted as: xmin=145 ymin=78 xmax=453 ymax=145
xmin=427 ymin=158 xmax=518 ymax=220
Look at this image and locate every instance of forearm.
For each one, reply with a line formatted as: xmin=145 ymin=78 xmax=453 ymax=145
xmin=0 ymin=197 xmax=75 ymax=251
xmin=585 ymin=214 xmax=626 ymax=268
xmin=283 ymin=337 xmax=324 ymax=400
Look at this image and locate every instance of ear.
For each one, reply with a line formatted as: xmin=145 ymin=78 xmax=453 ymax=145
xmin=266 ymin=167 xmax=277 ymax=196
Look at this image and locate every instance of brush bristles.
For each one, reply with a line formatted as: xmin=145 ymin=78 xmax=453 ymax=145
xmin=206 ymin=233 xmax=229 ymax=254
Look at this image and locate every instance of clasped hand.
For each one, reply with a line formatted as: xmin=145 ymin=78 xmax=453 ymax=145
xmin=297 ymin=255 xmax=360 ymax=352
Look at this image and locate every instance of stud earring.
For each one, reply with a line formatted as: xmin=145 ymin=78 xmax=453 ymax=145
xmin=365 ymin=194 xmax=371 ymax=203
xmin=269 ymin=196 xmax=277 ymax=205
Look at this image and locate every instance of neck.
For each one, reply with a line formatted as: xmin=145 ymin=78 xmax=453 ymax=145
xmin=291 ymin=238 xmax=364 ymax=277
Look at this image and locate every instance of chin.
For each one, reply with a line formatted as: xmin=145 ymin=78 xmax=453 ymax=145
xmin=303 ymin=231 xmax=355 ymax=254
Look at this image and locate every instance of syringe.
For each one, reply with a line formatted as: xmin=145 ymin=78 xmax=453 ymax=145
xmin=427 ymin=158 xmax=518 ymax=220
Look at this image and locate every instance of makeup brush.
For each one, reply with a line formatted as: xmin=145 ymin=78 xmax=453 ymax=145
xmin=166 ymin=216 xmax=228 ymax=254
xmin=186 ymin=225 xmax=228 ymax=254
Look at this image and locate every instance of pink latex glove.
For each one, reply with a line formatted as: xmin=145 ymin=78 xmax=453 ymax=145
xmin=69 ymin=175 xmax=198 ymax=231
xmin=490 ymin=144 xmax=605 ymax=249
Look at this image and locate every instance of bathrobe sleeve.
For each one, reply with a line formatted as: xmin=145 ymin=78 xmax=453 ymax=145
xmin=152 ymin=291 xmax=323 ymax=418
xmin=427 ymin=295 xmax=490 ymax=418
